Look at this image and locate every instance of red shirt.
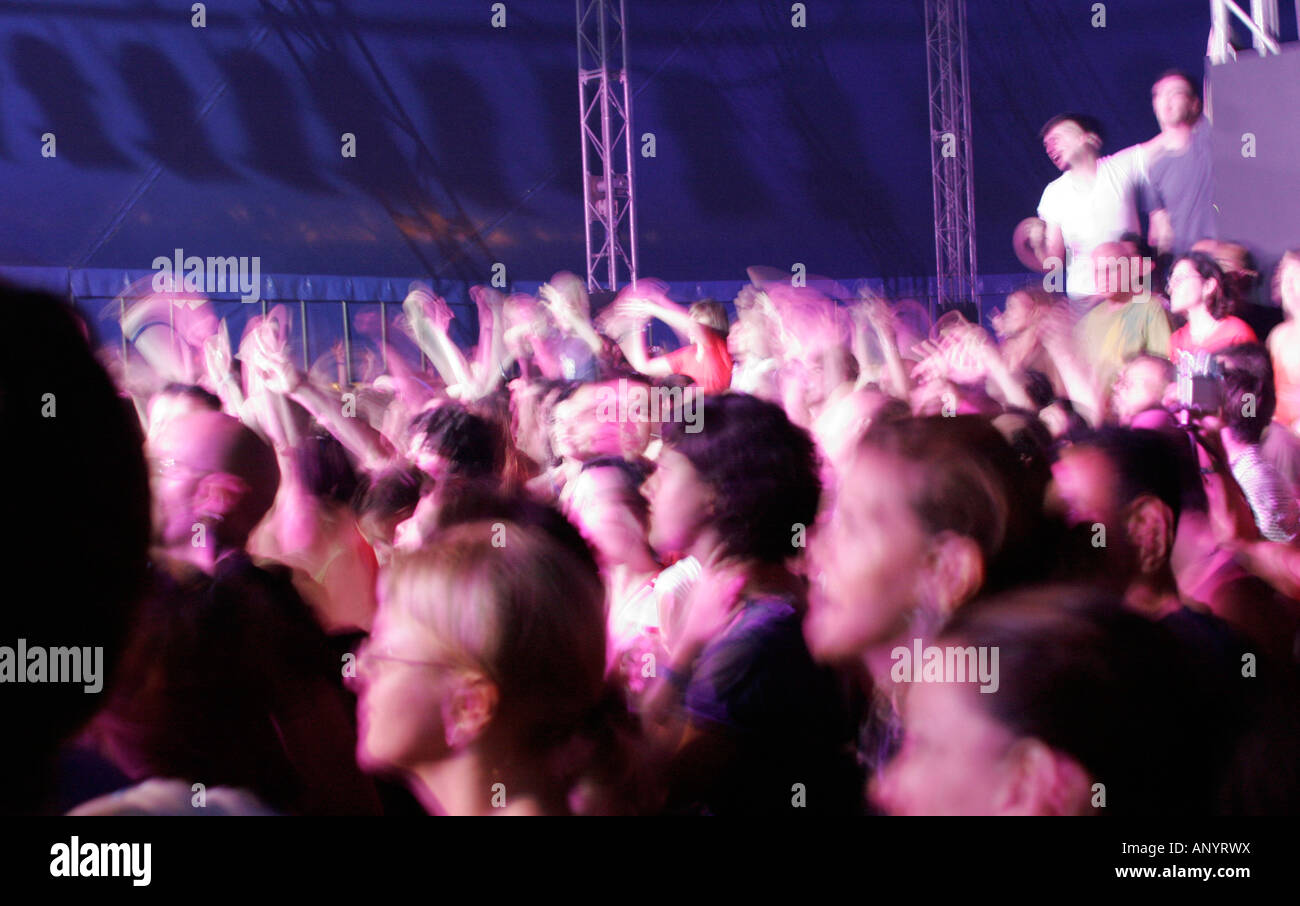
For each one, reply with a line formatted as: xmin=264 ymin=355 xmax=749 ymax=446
xmin=1168 ymin=316 xmax=1256 ymax=362
xmin=664 ymin=327 xmax=734 ymax=393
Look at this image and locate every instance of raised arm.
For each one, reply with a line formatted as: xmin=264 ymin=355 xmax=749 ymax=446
xmin=596 ymin=288 xmax=675 ymax=378
xmin=540 ymin=281 xmax=604 ymax=356
xmin=402 ymin=286 xmax=474 ymax=393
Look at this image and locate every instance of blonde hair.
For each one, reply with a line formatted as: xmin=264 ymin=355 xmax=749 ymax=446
xmin=548 ymin=271 xmax=591 ymax=321
xmin=383 ymin=520 xmax=607 ymax=737
xmin=688 ymin=300 xmax=729 ymax=334
xmin=383 ymin=518 xmax=650 ymax=813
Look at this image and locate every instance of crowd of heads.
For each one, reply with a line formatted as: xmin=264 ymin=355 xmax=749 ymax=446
xmin=6 ymin=64 xmax=1300 ymax=816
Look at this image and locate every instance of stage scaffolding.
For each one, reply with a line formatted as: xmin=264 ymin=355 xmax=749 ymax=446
xmin=924 ymin=0 xmax=979 ymax=322
xmin=576 ymin=0 xmax=640 ymax=293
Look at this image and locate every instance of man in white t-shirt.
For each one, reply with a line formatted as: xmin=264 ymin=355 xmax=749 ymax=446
xmin=1038 ymin=113 xmax=1150 ymax=300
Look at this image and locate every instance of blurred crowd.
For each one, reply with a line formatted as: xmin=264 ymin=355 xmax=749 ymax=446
xmin=4 ymin=69 xmax=1300 ymax=816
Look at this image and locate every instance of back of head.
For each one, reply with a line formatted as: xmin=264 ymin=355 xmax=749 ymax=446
xmin=412 ymin=401 xmax=506 ymax=480
xmin=688 ymin=300 xmax=729 ymax=335
xmin=158 ymin=382 xmax=221 ymax=412
xmin=296 ymin=431 xmax=360 ymax=507
xmin=92 ymin=548 xmax=341 ymax=813
xmin=0 ymin=284 xmax=151 ymax=811
xmin=1217 ymin=342 xmax=1276 ymax=443
xmin=169 ymin=410 xmax=281 ymax=549
xmin=1074 ymin=426 xmax=1186 ymax=522
xmin=941 ymin=585 xmax=1213 ymax=814
xmin=663 ymin=392 xmax=821 ymax=564
xmin=355 ymin=466 xmax=423 ymax=523
xmin=434 ymin=486 xmax=600 ymax=578
xmin=992 ymin=410 xmax=1054 ymax=490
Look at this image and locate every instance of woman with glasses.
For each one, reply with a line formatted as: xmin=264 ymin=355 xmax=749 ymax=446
xmin=353 ymin=518 xmax=647 ymax=815
xmin=1167 ymin=250 xmax=1256 ymax=363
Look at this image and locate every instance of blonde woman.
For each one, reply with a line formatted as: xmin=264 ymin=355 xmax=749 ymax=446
xmin=353 ymin=518 xmax=648 ymax=815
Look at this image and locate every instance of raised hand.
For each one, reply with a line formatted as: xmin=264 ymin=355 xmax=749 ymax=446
xmin=911 ymin=338 xmax=950 ymax=385
xmin=856 ymin=297 xmax=896 ymax=340
xmin=470 ymin=284 xmax=505 ymax=312
xmin=240 ymin=311 xmax=300 ymax=395
xmin=405 ymin=285 xmax=454 ymax=334
xmin=952 ymin=325 xmax=997 ymax=383
xmin=671 ymin=564 xmax=747 ymax=662
xmin=202 ymin=321 xmax=234 ymax=387
xmin=538 ymin=282 xmax=570 ymax=319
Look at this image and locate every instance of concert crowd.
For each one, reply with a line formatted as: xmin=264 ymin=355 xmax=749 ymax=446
xmin=4 ymin=69 xmax=1300 ymax=816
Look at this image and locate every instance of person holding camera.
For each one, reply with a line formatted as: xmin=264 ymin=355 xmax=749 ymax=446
xmin=1214 ymin=344 xmax=1300 ymax=544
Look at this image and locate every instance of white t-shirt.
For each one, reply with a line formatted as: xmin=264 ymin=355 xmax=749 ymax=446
xmin=1038 ymin=145 xmax=1148 ymax=299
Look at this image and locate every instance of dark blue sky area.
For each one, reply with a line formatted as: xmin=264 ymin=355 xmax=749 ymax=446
xmin=0 ymin=1 xmax=1290 ymax=285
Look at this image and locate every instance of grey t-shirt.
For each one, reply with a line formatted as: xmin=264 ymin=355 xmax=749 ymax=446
xmin=1148 ymin=118 xmax=1217 ymax=255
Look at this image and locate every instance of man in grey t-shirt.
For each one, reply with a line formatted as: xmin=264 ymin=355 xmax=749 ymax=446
xmin=1146 ymin=70 xmax=1216 ymax=257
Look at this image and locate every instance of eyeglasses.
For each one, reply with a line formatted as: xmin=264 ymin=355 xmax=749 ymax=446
xmin=356 ymin=640 xmax=453 ymax=675
xmin=148 ymin=456 xmax=206 ymax=480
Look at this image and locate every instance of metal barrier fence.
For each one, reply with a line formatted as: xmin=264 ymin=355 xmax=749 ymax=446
xmin=59 ymin=272 xmax=1047 ymax=389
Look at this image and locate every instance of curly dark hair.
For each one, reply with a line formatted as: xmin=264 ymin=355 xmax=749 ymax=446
xmin=296 ymin=431 xmax=360 ymax=507
xmin=942 ymin=584 xmax=1222 ymax=815
xmin=411 ymin=401 xmax=505 ymax=479
xmin=662 ymin=392 xmax=820 ymax=564
xmin=1173 ymin=250 xmax=1234 ymax=320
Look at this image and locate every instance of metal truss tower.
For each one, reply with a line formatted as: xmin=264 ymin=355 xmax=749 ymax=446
xmin=924 ymin=0 xmax=978 ymax=320
xmin=1208 ymin=0 xmax=1282 ymax=64
xmin=577 ymin=0 xmax=639 ymax=293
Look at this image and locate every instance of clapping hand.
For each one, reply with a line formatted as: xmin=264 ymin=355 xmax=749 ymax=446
xmin=240 ymin=310 xmax=299 ymax=395
xmin=404 ymin=285 xmax=454 ymax=334
xmin=671 ymin=564 xmax=747 ymax=663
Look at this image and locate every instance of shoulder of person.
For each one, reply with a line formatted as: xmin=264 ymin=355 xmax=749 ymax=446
xmin=1039 ymin=172 xmax=1068 ymax=199
xmin=1143 ymin=297 xmax=1173 ymax=321
xmin=1103 ymin=143 xmax=1152 ymax=181
xmin=1227 ymin=316 xmax=1257 ymax=337
xmin=703 ymin=595 xmax=802 ymax=657
xmin=69 ymin=779 xmax=280 ymax=816
xmin=1105 ymin=142 xmax=1143 ymax=161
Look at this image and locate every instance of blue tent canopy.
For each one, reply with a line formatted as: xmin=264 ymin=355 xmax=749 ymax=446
xmin=1 ymin=0 xmax=1286 ymax=319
